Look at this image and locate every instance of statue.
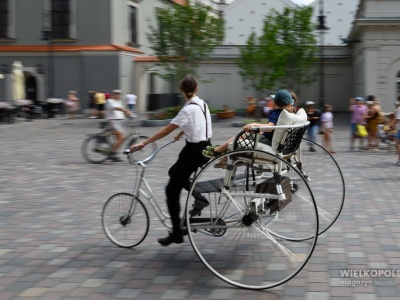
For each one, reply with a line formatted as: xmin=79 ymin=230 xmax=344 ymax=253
xmin=12 ymin=61 xmax=26 ymax=100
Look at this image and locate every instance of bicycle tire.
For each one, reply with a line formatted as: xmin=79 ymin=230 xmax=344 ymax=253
xmin=126 ymin=135 xmax=158 ymax=163
xmin=185 ymin=149 xmax=319 ymax=290
xmin=102 ymin=193 xmax=150 ymax=248
xmin=293 ymin=139 xmax=345 ymax=236
xmin=81 ymin=134 xmax=111 ymax=164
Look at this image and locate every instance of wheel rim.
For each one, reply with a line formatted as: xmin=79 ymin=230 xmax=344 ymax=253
xmin=82 ymin=135 xmax=110 ymax=163
xmin=186 ymin=150 xmax=318 ymax=290
xmin=102 ymin=193 xmax=149 ymax=248
xmin=296 ymin=139 xmax=345 ymax=235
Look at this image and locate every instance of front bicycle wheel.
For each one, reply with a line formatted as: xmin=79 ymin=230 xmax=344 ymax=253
xmin=126 ymin=135 xmax=158 ymax=162
xmin=81 ymin=134 xmax=111 ymax=164
xmin=185 ymin=150 xmax=318 ymax=290
xmin=102 ymin=193 xmax=149 ymax=248
xmin=293 ymin=139 xmax=345 ymax=235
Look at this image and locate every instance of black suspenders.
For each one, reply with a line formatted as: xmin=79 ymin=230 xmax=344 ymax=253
xmin=189 ymin=102 xmax=209 ymax=142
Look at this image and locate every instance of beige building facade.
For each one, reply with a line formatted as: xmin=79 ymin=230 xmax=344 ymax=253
xmin=348 ymin=0 xmax=400 ymax=111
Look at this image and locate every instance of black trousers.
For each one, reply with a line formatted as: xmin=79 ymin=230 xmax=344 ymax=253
xmin=166 ymin=140 xmax=210 ymax=236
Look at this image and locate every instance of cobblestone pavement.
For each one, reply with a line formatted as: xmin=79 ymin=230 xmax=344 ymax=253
xmin=1 ymin=113 xmax=400 ymax=300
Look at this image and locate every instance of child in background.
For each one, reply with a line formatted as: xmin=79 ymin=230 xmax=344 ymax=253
xmin=321 ymin=104 xmax=336 ymax=153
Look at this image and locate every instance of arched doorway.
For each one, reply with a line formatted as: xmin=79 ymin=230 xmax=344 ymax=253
xmin=25 ymin=74 xmax=38 ymax=104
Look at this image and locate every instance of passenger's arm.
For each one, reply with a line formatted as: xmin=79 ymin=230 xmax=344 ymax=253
xmin=244 ymin=122 xmax=275 ymax=132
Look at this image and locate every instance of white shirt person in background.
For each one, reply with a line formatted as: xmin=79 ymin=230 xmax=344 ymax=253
xmin=125 ymin=91 xmax=137 ymax=113
xmin=106 ymin=90 xmax=131 ymax=162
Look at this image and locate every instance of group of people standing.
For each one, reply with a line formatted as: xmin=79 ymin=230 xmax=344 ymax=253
xmin=63 ymin=89 xmax=137 ymax=121
xmin=349 ymin=95 xmax=400 ymax=166
xmin=87 ymin=90 xmax=137 ymax=119
xmin=349 ymin=95 xmax=386 ymax=151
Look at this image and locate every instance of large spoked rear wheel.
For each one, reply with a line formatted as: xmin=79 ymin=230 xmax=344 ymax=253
xmin=294 ymin=139 xmax=345 ymax=235
xmin=126 ymin=135 xmax=158 ymax=163
xmin=185 ymin=149 xmax=318 ymax=290
xmin=102 ymin=193 xmax=149 ymax=248
xmin=81 ymin=134 xmax=111 ymax=164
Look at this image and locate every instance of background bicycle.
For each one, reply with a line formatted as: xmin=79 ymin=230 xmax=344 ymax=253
xmin=81 ymin=116 xmax=157 ymax=164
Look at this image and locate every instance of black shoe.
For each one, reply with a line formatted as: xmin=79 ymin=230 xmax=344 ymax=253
xmin=190 ymin=191 xmax=209 ymax=216
xmin=108 ymin=153 xmax=123 ymax=162
xmin=158 ymin=233 xmax=184 ymax=246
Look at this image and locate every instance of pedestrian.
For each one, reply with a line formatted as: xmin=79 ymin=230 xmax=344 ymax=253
xmin=349 ymin=97 xmax=368 ymax=151
xmin=321 ymin=104 xmax=335 ymax=153
xmin=393 ymin=99 xmax=400 ymax=166
xmin=94 ymin=90 xmax=106 ymax=119
xmin=66 ymin=90 xmax=79 ymax=119
xmin=106 ymin=90 xmax=131 ymax=162
xmin=125 ymin=91 xmax=137 ymax=113
xmin=104 ymin=91 xmax=111 ymax=101
xmin=305 ymin=101 xmax=320 ymax=151
xmin=129 ymin=75 xmax=212 ymax=246
xmin=244 ymin=96 xmax=256 ymax=117
xmin=365 ymin=98 xmax=380 ymax=151
xmin=88 ymin=91 xmax=97 ymax=118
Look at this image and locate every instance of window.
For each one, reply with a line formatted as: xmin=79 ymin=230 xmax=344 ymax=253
xmin=0 ymin=0 xmax=8 ymax=38
xmin=129 ymin=5 xmax=138 ymax=44
xmin=51 ymin=0 xmax=70 ymax=38
xmin=396 ymin=71 xmax=400 ymax=97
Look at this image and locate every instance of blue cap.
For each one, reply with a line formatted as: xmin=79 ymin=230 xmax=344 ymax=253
xmin=355 ymin=97 xmax=364 ymax=101
xmin=273 ymin=90 xmax=294 ymax=106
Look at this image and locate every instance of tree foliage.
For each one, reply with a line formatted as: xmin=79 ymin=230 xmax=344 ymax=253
xmin=147 ymin=0 xmax=224 ymax=85
xmin=237 ymin=7 xmax=317 ymax=95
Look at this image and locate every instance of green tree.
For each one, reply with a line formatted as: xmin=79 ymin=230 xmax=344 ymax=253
xmin=237 ymin=7 xmax=317 ymax=96
xmin=147 ymin=0 xmax=224 ymax=86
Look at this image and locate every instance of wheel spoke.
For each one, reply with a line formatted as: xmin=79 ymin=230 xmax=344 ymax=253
xmin=81 ymin=135 xmax=110 ymax=164
xmin=296 ymin=139 xmax=345 ymax=234
xmin=102 ymin=193 xmax=149 ymax=248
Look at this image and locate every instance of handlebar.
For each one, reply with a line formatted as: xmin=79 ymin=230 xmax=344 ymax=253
xmin=122 ymin=149 xmax=133 ymax=155
xmin=123 ymin=140 xmax=176 ymax=164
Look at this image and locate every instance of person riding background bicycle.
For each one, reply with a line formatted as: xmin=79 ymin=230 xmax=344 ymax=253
xmin=107 ymin=90 xmax=132 ymax=162
xmin=129 ymin=75 xmax=212 ymax=247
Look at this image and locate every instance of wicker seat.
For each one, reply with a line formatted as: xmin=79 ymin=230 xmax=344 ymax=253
xmin=230 ymin=108 xmax=309 ymax=161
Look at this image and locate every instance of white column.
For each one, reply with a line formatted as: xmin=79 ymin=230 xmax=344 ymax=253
xmin=363 ymin=47 xmax=378 ymax=96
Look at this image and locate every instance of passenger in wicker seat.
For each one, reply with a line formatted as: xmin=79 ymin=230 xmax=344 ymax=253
xmin=202 ymin=90 xmax=296 ymax=167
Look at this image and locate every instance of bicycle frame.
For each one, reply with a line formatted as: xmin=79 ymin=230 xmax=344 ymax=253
xmin=85 ymin=120 xmax=142 ymax=152
xmin=127 ymin=162 xmax=172 ymax=229
xmin=124 ymin=140 xmax=176 ymax=229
